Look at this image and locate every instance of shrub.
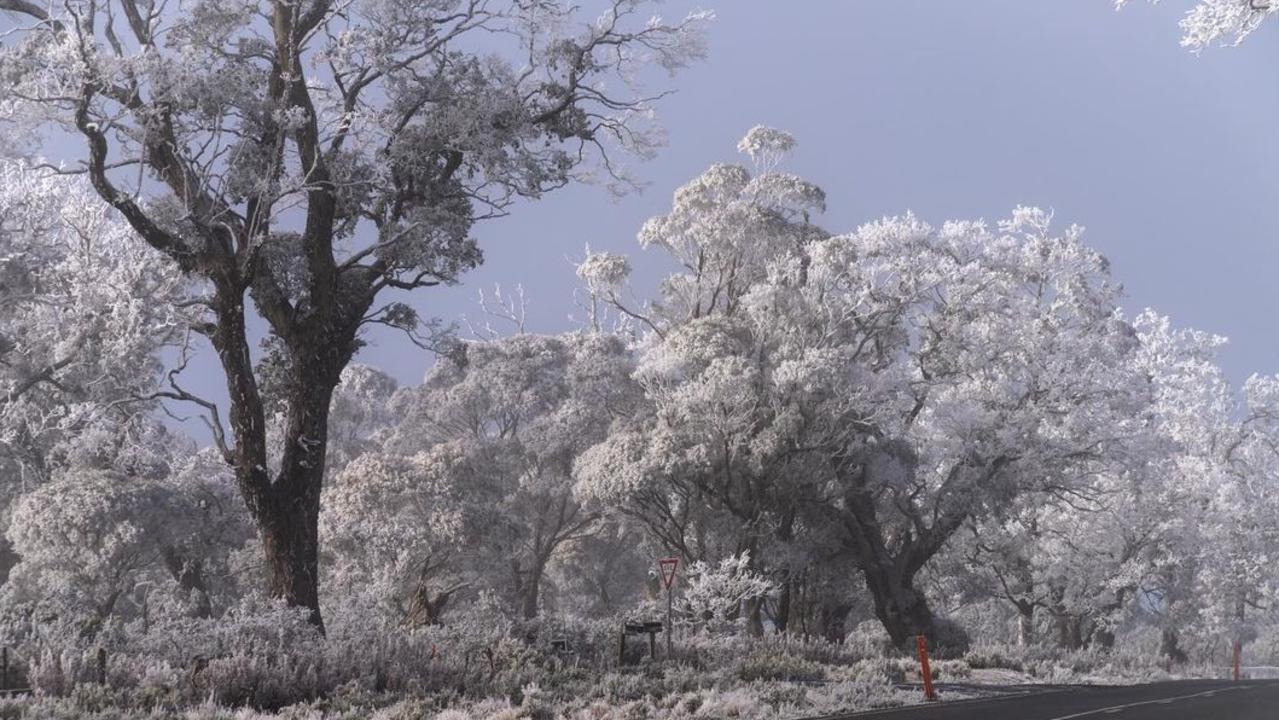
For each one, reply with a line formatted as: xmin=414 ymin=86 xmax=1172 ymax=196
xmin=964 ymin=646 xmax=1025 ymax=671
xmin=736 ymin=652 xmax=826 ymax=683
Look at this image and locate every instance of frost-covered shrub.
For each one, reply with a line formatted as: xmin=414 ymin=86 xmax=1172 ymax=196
xmin=845 ymin=620 xmax=894 ymax=658
xmin=736 ymin=651 xmax=826 ymax=682
xmin=930 ymin=617 xmax=972 ymax=659
xmin=679 ymin=554 xmax=775 ymax=636
xmin=964 ymin=645 xmax=1025 ymax=671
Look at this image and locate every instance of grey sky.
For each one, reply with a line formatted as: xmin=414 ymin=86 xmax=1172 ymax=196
xmin=161 ymin=1 xmax=1279 ymax=432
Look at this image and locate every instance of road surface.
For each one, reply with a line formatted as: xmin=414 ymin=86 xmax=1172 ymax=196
xmin=829 ymin=679 xmax=1279 ymax=719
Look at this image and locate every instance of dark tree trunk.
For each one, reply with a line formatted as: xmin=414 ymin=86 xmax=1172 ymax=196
xmin=521 ymin=578 xmax=540 ymax=621
xmin=1160 ymin=627 xmax=1188 ymax=664
xmin=1055 ymin=613 xmax=1084 ymax=650
xmin=406 ymin=582 xmax=460 ymax=628
xmin=773 ymin=508 xmax=796 ymax=634
xmin=774 ymin=579 xmax=793 ymax=634
xmin=212 ymin=294 xmax=355 ymax=631
xmin=861 ymin=565 xmax=941 ymax=648
xmin=745 ymin=596 xmax=765 ymax=637
xmin=259 ymin=490 xmax=324 ymax=628
xmin=832 ymin=448 xmax=996 ymax=655
xmin=1093 ymin=625 xmax=1116 ymax=650
xmin=253 ymin=349 xmax=345 ymax=631
xmin=1015 ymin=601 xmax=1035 ymax=646
xmin=514 ymin=554 xmax=549 ymax=621
xmin=161 ymin=547 xmax=212 ymax=618
xmin=817 ymin=601 xmax=853 ymax=643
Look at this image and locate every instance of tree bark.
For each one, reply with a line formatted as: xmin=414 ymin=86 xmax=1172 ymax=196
xmin=774 ymin=579 xmax=793 ymax=634
xmin=745 ymin=596 xmax=765 ymax=637
xmin=1016 ymin=602 xmax=1035 ymax=647
xmin=816 ymin=601 xmax=853 ymax=643
xmin=211 ymin=293 xmax=357 ymax=631
xmin=832 ymin=448 xmax=993 ymax=654
xmin=161 ymin=547 xmax=212 ymax=619
xmin=521 ymin=577 xmax=541 ymax=621
xmin=860 ymin=565 xmax=941 ymax=648
xmin=1160 ymin=627 xmax=1188 ymax=664
xmin=258 ymin=490 xmax=324 ymax=628
xmin=250 ymin=343 xmax=348 ymax=631
xmin=1055 ymin=614 xmax=1084 ymax=650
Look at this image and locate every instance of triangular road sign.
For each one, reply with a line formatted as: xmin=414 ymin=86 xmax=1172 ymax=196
xmin=658 ymin=557 xmax=680 ymax=589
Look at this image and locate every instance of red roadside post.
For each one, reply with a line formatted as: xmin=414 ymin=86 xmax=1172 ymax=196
xmin=1233 ymin=639 xmax=1242 ymax=681
xmin=916 ymin=635 xmax=938 ymax=701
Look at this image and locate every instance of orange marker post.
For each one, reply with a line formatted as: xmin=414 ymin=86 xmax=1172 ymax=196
xmin=1233 ymin=639 xmax=1242 ymax=681
xmin=916 ymin=634 xmax=938 ymax=701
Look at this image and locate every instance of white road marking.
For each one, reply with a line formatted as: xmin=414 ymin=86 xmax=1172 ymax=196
xmin=1043 ymin=686 xmax=1247 ymax=720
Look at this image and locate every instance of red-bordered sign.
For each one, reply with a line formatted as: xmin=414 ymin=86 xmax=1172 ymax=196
xmin=658 ymin=557 xmax=680 ymax=589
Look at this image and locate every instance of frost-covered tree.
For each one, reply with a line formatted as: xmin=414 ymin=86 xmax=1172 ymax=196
xmin=320 ymin=449 xmax=481 ymax=628
xmin=575 ymin=126 xmax=831 ymax=635
xmin=327 ymin=332 xmax=638 ymax=623
xmin=324 ymin=364 xmax=397 ymax=478
xmin=3 ymin=457 xmax=249 ymax=642
xmin=1121 ymin=311 xmax=1279 ymax=658
xmin=680 ymin=552 xmax=775 ymax=635
xmin=578 ymin=129 xmax=1149 ymax=651
xmin=0 ymin=160 xmax=187 ymax=490
xmin=0 ymin=0 xmax=708 ymax=628
xmin=775 ymin=209 xmax=1147 ymax=651
xmin=952 ymin=309 xmax=1279 ymax=658
xmin=1118 ymin=0 xmax=1278 ymax=49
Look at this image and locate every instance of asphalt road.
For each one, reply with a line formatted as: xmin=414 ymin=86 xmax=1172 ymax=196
xmin=832 ymin=679 xmax=1279 ymax=719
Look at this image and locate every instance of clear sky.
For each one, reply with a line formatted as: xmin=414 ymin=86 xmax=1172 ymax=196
xmin=385 ymin=0 xmax=1279 ymax=385
xmin=128 ymin=1 xmax=1279 ymax=434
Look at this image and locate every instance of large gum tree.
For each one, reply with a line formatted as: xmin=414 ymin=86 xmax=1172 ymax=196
xmin=0 ymin=0 xmax=708 ymax=629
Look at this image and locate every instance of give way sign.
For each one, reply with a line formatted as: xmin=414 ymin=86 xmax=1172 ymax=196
xmin=658 ymin=557 xmax=680 ymax=589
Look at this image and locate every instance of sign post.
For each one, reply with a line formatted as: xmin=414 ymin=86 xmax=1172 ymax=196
xmin=916 ymin=635 xmax=937 ymax=701
xmin=658 ymin=557 xmax=680 ymax=659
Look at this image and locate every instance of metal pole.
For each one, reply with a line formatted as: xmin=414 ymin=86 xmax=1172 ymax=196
xmin=618 ymin=625 xmax=627 ymax=667
xmin=665 ymin=584 xmax=673 ymax=659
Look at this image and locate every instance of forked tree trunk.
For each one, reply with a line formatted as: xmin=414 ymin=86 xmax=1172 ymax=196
xmin=861 ymin=565 xmax=941 ymax=648
xmin=215 ymin=293 xmax=355 ymax=632
xmin=833 ymin=449 xmax=994 ymax=655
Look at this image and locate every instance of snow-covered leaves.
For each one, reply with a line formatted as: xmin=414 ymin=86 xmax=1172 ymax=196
xmin=0 ymin=160 xmax=191 ymax=488
xmin=326 ymin=332 xmax=638 ymax=622
xmin=681 ymin=553 xmax=776 ymax=633
xmin=1119 ymin=0 xmax=1279 ymax=49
